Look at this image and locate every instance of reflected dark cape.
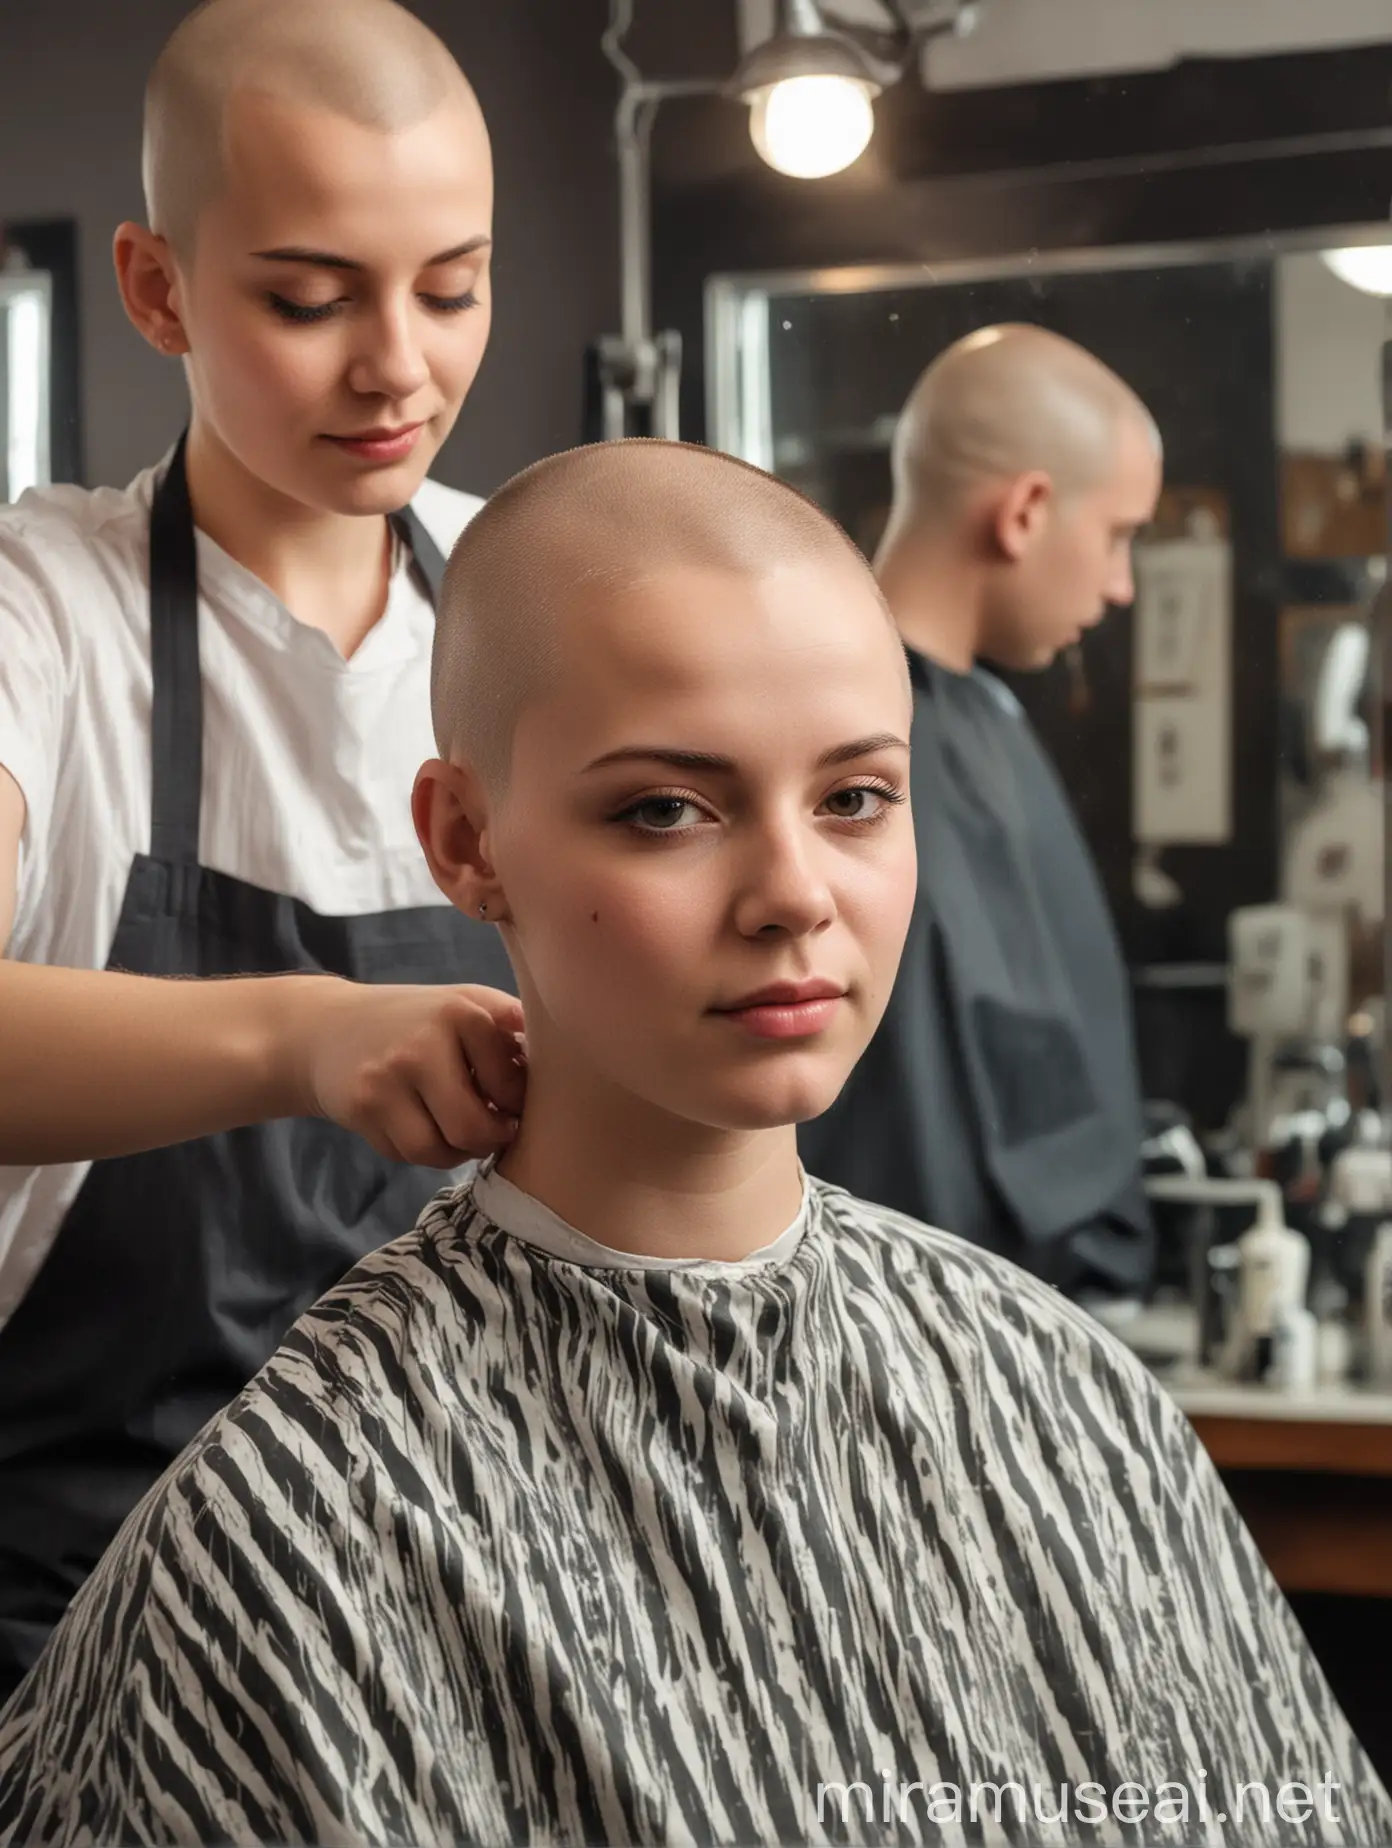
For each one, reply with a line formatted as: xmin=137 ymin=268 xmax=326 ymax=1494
xmin=799 ymin=648 xmax=1153 ymax=1294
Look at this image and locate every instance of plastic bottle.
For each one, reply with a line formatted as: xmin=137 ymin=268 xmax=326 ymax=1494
xmin=1365 ymin=1223 xmax=1392 ymax=1387
xmin=1235 ymin=1192 xmax=1311 ymax=1382
xmin=1270 ymin=1305 xmax=1318 ymax=1392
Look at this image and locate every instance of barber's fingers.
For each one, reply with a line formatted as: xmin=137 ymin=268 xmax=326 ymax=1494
xmin=305 ymin=981 xmax=527 ymax=1162
xmin=413 ymin=1029 xmax=521 ymax=1161
xmin=445 ymin=994 xmax=528 ymax=1119
xmin=359 ymin=1079 xmax=515 ymax=1170
xmin=455 ymin=985 xmax=526 ymax=1039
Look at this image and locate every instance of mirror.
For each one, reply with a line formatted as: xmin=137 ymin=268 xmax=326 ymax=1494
xmin=0 ymin=258 xmax=52 ymax=503
xmin=706 ymin=227 xmax=1391 ymax=1139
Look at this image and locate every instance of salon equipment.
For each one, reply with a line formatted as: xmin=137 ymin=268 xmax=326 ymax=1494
xmin=1316 ymin=1302 xmax=1354 ymax=1385
xmin=596 ymin=0 xmax=980 ymax=438
xmin=1142 ymin=1103 xmax=1206 ymax=1180
xmin=1317 ymin=1130 xmax=1392 ymax=1312
xmin=1145 ymin=1176 xmax=1309 ymax=1379
xmin=1271 ymin=1303 xmax=1318 ymax=1391
xmin=1141 ymin=1102 xmax=1207 ymax=1295
xmin=1234 ymin=1191 xmax=1313 ymax=1380
xmin=1227 ymin=903 xmax=1352 ymax=1165
xmin=1366 ymin=1224 xmax=1392 ymax=1386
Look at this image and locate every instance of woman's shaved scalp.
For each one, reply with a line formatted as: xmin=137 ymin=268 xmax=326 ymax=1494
xmin=890 ymin=323 xmax=1160 ymax=528
xmin=144 ymin=0 xmax=479 ymax=252
xmin=433 ymin=439 xmax=894 ymax=790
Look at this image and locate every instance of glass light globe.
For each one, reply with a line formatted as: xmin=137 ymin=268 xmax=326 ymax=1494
xmin=748 ymin=74 xmax=876 ymax=179
xmin=1320 ymin=246 xmax=1392 ymax=297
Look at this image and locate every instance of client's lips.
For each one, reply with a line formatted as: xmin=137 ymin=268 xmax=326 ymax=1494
xmin=713 ymin=979 xmax=847 ymax=1041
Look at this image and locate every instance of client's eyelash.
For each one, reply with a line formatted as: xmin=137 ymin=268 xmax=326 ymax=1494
xmin=266 ymin=290 xmax=480 ymax=325
xmin=609 ymin=779 xmax=907 ymax=840
xmin=827 ymin=780 xmax=906 ymax=827
xmin=610 ymin=789 xmax=708 ymax=837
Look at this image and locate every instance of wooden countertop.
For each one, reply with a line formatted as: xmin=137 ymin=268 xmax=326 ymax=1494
xmin=1109 ymin=1309 xmax=1392 ymax=1593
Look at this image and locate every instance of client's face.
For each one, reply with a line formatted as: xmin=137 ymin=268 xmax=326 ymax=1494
xmin=493 ymin=557 xmax=917 ymax=1132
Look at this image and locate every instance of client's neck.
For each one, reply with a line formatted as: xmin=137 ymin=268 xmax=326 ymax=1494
xmin=495 ymin=1059 xmax=805 ymax=1262
xmin=875 ymin=526 xmax=983 ymax=675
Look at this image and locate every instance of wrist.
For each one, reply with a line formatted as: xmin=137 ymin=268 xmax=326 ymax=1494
xmin=256 ymin=973 xmax=348 ymax=1121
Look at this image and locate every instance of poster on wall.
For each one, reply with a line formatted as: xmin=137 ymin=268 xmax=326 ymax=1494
xmin=1132 ymin=531 xmax=1232 ymax=845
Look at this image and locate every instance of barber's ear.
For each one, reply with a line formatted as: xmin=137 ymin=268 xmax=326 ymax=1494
xmin=993 ymin=470 xmax=1053 ymax=563
xmin=412 ymin=759 xmax=510 ymax=923
xmin=113 ymin=224 xmax=189 ymax=357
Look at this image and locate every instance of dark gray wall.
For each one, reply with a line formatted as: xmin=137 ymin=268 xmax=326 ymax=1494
xmin=0 ymin=0 xmax=622 ymax=494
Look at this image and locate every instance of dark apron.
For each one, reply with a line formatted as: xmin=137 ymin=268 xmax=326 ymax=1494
xmin=0 ymin=438 xmax=515 ymax=1699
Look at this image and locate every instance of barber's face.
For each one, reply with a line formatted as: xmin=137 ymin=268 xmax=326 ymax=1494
xmin=484 ymin=561 xmax=917 ymax=1138
xmin=155 ymin=90 xmax=492 ymax=516
xmin=985 ymin=413 xmax=1161 ymax=672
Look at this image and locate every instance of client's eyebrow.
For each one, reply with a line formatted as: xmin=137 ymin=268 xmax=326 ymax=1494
xmin=583 ymin=733 xmax=909 ymax=775
xmin=250 ymin=236 xmax=491 ymax=273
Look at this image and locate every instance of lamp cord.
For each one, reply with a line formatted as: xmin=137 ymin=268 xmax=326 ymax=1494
xmin=601 ymin=0 xmax=642 ymax=89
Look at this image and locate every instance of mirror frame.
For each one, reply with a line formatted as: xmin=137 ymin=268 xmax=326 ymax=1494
xmin=703 ymin=218 xmax=1392 ymax=1113
xmin=0 ymin=264 xmax=53 ymax=502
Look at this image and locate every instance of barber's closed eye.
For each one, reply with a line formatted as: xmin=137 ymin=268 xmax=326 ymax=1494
xmin=267 ymin=293 xmax=346 ymax=324
xmin=266 ymin=290 xmax=479 ymax=325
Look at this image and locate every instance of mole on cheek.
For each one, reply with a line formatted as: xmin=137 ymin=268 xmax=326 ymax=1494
xmin=591 ymin=911 xmax=600 ymax=924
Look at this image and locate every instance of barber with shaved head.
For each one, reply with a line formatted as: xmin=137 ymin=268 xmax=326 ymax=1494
xmin=0 ymin=0 xmax=531 ymax=1694
xmin=799 ymin=324 xmax=1164 ymax=1301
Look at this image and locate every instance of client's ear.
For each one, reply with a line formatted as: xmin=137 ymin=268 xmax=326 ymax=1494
xmin=412 ymin=759 xmax=509 ymax=922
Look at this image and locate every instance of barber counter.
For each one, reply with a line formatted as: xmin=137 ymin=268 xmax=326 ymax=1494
xmin=1119 ymin=1304 xmax=1392 ymax=1772
xmin=1119 ymin=1301 xmax=1392 ymax=1596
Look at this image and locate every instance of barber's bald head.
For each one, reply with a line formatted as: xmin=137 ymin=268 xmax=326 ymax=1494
xmin=433 ymin=440 xmax=899 ymax=791
xmin=888 ymin=324 xmax=1159 ymax=533
xmin=144 ymin=0 xmax=480 ymax=253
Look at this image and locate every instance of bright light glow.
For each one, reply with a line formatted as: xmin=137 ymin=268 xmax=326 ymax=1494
xmin=1320 ymin=246 xmax=1392 ymax=297
xmin=748 ymin=75 xmax=875 ymax=179
xmin=5 ymin=287 xmax=48 ymax=502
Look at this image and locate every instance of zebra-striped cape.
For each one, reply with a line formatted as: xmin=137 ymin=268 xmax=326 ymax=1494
xmin=1 ymin=1166 xmax=1387 ymax=1844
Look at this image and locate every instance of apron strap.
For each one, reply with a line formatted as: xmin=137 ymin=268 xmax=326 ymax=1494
xmin=146 ymin=434 xmax=448 ymax=866
xmin=148 ymin=432 xmax=203 ymax=865
xmin=389 ymin=501 xmax=447 ymax=602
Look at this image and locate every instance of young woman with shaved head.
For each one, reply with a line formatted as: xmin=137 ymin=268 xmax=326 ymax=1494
xmin=1 ymin=443 xmax=1385 ymax=1844
xmin=801 ymin=324 xmax=1165 ymax=1305
xmin=0 ymin=0 xmax=529 ymax=1694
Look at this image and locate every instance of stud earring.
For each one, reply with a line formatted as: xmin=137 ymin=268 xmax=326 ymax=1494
xmin=479 ymin=901 xmax=488 ymax=919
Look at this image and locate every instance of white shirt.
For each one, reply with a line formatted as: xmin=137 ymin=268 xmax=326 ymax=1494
xmin=473 ymin=1157 xmax=811 ymax=1270
xmin=0 ymin=459 xmax=482 ymax=1322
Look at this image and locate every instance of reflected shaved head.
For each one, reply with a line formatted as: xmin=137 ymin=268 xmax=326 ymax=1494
xmin=144 ymin=0 xmax=480 ymax=253
xmin=433 ymin=440 xmax=897 ymax=789
xmin=875 ymin=323 xmax=1163 ymax=672
xmin=887 ymin=323 xmax=1160 ymax=535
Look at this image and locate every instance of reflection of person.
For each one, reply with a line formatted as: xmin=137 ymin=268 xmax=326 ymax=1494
xmin=3 ymin=442 xmax=1386 ymax=1844
xmin=800 ymin=324 xmax=1163 ymax=1300
xmin=0 ymin=0 xmax=524 ymax=1698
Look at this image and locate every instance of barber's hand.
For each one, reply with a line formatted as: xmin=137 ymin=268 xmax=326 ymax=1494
xmin=293 ymin=980 xmax=527 ymax=1167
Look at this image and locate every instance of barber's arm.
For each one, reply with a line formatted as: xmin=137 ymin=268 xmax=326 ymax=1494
xmin=0 ymin=767 xmax=525 ymax=1169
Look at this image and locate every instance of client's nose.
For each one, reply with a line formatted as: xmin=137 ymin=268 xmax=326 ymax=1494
xmin=733 ymin=821 xmax=835 ymax=939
